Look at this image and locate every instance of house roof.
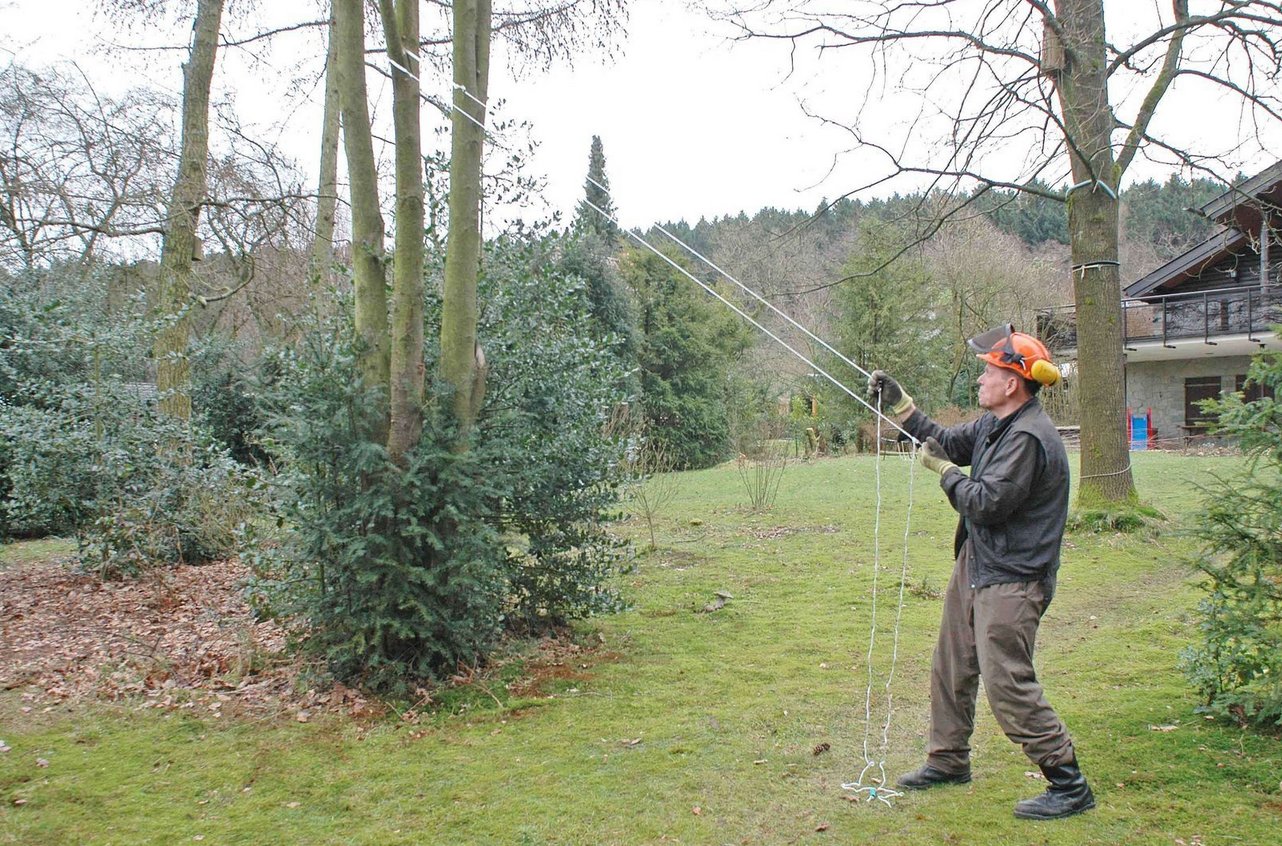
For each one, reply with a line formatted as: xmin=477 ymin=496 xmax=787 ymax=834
xmin=1124 ymin=227 xmax=1248 ymax=297
xmin=1199 ymin=159 xmax=1282 ymax=222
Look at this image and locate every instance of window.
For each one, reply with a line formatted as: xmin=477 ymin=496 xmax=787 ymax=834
xmin=1185 ymin=376 xmax=1222 ymax=427
xmin=1236 ymin=374 xmax=1276 ymax=403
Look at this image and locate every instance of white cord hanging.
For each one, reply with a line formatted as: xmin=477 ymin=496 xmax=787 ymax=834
xmin=840 ymin=401 xmax=917 ymax=807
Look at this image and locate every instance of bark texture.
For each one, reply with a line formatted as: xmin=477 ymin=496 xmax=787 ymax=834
xmin=440 ymin=0 xmax=492 ymax=434
xmin=334 ymin=0 xmax=390 ymax=419
xmin=1053 ymin=0 xmax=1136 ymax=504
xmin=153 ymin=0 xmax=224 ymax=420
xmin=310 ymin=9 xmax=341 ymax=284
xmin=381 ymin=0 xmax=427 ymax=461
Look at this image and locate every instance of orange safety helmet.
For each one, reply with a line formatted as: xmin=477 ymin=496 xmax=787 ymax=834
xmin=967 ymin=324 xmax=1061 ymax=387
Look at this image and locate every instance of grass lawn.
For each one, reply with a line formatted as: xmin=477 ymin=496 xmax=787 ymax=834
xmin=2 ymin=451 xmax=1279 ymax=845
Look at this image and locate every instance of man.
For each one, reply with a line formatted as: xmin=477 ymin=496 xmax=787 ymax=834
xmin=867 ymin=324 xmax=1094 ymax=821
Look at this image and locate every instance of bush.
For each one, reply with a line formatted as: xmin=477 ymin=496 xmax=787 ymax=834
xmin=472 ymin=236 xmax=631 ymax=631
xmin=0 ymin=265 xmax=260 ymax=573
xmin=0 ymin=265 xmax=152 ymax=539
xmin=0 ymin=398 xmax=99 ymax=538
xmin=1180 ymin=348 xmax=1282 ymax=728
xmin=190 ymin=334 xmax=270 ymax=465
xmin=260 ymin=236 xmax=631 ymax=688
xmin=263 ymin=368 xmax=509 ymax=688
xmin=1 ymin=381 xmax=259 ymax=577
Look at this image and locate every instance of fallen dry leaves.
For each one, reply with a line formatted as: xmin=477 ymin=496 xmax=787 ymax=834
xmin=0 ymin=556 xmax=375 ymax=719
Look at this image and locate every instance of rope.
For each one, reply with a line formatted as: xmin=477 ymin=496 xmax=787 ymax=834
xmin=1078 ymin=461 xmax=1133 ymax=480
xmin=840 ymin=400 xmax=915 ymax=807
xmin=580 ymin=199 xmax=919 ymax=444
xmin=1072 ymin=259 xmax=1120 ymax=282
xmin=376 ymin=51 xmax=518 ymax=156
xmin=586 ymin=177 xmax=876 ymax=383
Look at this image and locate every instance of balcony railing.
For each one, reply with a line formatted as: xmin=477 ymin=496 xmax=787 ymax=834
xmin=1037 ymin=284 xmax=1282 ymax=352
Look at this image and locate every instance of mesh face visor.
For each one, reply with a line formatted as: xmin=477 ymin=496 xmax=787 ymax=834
xmin=966 ymin=323 xmax=1018 ymax=359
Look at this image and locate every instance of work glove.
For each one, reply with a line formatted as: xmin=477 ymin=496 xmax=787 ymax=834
xmin=867 ymin=370 xmax=914 ymax=416
xmin=920 ymin=437 xmax=959 ymax=477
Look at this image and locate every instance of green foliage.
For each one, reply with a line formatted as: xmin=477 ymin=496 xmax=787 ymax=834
xmin=0 ymin=265 xmax=257 ymax=573
xmin=262 ymin=366 xmax=509 ymax=689
xmin=826 ymin=214 xmax=947 ymax=443
xmin=556 ymin=230 xmax=636 ymax=361
xmin=1181 ymin=349 xmax=1282 ymax=728
xmin=0 ymin=266 xmax=148 ymax=539
xmin=0 ymin=396 xmax=99 ymax=538
xmin=571 ymin=135 xmax=619 ymax=243
xmin=469 ymin=235 xmax=632 ymax=631
xmin=0 ymin=265 xmax=149 ymax=406
xmin=620 ymin=245 xmax=751 ymax=470
xmin=1121 ymin=175 xmax=1223 ymax=259
xmin=189 ymin=334 xmax=271 ymax=465
xmin=261 ymin=238 xmax=631 ymax=687
xmin=76 ymin=418 xmax=260 ymax=579
xmin=1 ymin=381 xmax=258 ymax=577
xmin=978 ymin=183 xmax=1068 ymax=245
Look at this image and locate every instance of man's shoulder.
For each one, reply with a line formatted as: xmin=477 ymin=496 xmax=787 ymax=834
xmin=1010 ymin=402 xmax=1069 ymax=458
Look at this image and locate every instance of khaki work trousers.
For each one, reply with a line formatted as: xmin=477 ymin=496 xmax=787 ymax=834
xmin=925 ymin=543 xmax=1075 ymax=773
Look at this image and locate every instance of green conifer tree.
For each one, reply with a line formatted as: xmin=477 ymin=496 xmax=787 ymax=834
xmin=573 ymin=135 xmax=619 ymax=243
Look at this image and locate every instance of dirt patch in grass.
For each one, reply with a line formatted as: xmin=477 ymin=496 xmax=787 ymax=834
xmin=504 ymin=639 xmax=620 ymax=699
xmin=747 ymin=524 xmax=839 ymax=540
xmin=0 ymin=556 xmax=376 ymax=720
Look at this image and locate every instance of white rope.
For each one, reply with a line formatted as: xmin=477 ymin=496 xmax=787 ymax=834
xmin=1078 ymin=461 xmax=1133 ymax=480
xmin=581 ymin=199 xmax=918 ymax=443
xmin=374 ymin=50 xmax=517 ymax=156
xmin=840 ymin=403 xmax=916 ymax=807
xmin=586 ymin=178 xmax=876 ymax=382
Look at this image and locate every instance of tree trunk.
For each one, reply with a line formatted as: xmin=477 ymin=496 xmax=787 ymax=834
xmin=310 ymin=8 xmax=341 ymax=284
xmin=440 ymin=0 xmax=491 ymax=435
xmin=334 ymin=0 xmax=390 ymax=426
xmin=153 ymin=0 xmax=224 ymax=420
xmin=1053 ymin=0 xmax=1137 ymax=505
xmin=381 ymin=0 xmax=426 ymax=461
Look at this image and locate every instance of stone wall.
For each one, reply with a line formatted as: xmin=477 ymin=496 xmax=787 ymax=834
xmin=1124 ymin=355 xmax=1256 ymax=446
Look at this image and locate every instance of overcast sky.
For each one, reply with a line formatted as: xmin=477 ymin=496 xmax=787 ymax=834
xmin=4 ymin=0 xmax=1279 ymax=231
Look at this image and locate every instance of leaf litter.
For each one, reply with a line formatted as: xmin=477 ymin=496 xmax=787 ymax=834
xmin=0 ymin=556 xmax=375 ymax=719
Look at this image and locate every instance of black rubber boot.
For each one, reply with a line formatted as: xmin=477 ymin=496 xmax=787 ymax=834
xmin=1013 ymin=759 xmax=1096 ymax=820
xmin=895 ymin=764 xmax=972 ymax=791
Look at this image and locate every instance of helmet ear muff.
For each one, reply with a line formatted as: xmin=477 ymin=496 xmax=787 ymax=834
xmin=1030 ymin=359 xmax=1060 ymax=387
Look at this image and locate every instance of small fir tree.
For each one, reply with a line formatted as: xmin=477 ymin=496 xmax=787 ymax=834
xmin=1180 ymin=347 xmax=1282 ymax=729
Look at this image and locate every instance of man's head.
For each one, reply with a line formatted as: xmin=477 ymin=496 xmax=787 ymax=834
xmin=968 ymin=324 xmax=1060 ymax=416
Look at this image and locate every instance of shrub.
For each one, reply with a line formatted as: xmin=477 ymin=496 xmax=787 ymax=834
xmin=260 ymin=236 xmax=631 ymax=688
xmin=0 ymin=265 xmax=152 ymax=539
xmin=263 ymin=369 xmax=509 ymax=688
xmin=619 ymin=246 xmax=751 ymax=470
xmin=1 ymin=381 xmax=259 ymax=577
xmin=190 ymin=334 xmax=270 ymax=465
xmin=1180 ymin=348 xmax=1282 ymax=728
xmin=0 ymin=265 xmax=260 ymax=572
xmin=472 ymin=236 xmax=631 ymax=631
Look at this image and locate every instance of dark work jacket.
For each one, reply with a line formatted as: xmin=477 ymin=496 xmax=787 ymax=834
xmin=903 ymin=399 xmax=1069 ymax=596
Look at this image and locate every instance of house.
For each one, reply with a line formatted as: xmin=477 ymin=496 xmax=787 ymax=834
xmin=1039 ymin=163 xmax=1282 ymax=446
